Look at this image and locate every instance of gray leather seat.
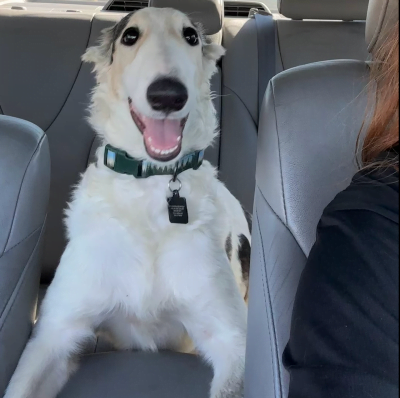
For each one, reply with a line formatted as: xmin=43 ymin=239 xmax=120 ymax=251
xmin=244 ymin=0 xmax=397 ymax=397
xmin=0 ymin=115 xmax=50 ymax=394
xmin=59 ymin=352 xmax=212 ymax=398
xmin=276 ymin=0 xmax=370 ymax=70
xmin=221 ymin=0 xmax=369 ymax=212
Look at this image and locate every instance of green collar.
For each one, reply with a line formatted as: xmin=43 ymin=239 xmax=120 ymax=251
xmin=104 ymin=144 xmax=205 ymax=178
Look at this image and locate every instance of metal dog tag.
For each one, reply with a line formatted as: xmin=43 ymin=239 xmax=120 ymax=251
xmin=167 ymin=190 xmax=189 ymax=224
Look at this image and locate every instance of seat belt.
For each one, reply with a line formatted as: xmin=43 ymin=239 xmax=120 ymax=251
xmin=254 ymin=11 xmax=276 ymax=114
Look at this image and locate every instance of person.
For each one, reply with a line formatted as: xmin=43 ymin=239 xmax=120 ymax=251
xmin=283 ymin=22 xmax=399 ymax=398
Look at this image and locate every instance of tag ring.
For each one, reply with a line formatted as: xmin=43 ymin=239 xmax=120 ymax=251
xmin=169 ymin=178 xmax=182 ymax=192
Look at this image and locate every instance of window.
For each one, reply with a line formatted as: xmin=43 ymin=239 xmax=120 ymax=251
xmin=260 ymin=0 xmax=278 ymax=13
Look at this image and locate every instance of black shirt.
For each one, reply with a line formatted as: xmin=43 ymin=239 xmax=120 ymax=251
xmin=284 ymin=166 xmax=399 ymax=398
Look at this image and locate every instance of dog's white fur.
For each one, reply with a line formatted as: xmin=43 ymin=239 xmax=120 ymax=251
xmin=4 ymin=8 xmax=250 ymax=398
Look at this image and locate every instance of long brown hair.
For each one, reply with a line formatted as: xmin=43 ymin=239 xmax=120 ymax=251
xmin=362 ymin=22 xmax=399 ymax=165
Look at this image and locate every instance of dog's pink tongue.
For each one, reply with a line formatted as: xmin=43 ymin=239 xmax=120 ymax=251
xmin=143 ymin=117 xmax=181 ymax=151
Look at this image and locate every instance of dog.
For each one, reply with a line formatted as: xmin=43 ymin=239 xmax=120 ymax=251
xmin=4 ymin=8 xmax=251 ymax=398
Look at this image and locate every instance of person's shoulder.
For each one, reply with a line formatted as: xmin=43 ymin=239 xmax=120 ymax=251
xmin=325 ymin=166 xmax=399 ymax=224
xmin=310 ymin=166 xmax=399 ymax=302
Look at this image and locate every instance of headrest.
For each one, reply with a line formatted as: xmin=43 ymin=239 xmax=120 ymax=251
xmin=278 ymin=0 xmax=369 ymax=21
xmin=149 ymin=0 xmax=223 ymax=35
xmin=366 ymin=0 xmax=399 ymax=53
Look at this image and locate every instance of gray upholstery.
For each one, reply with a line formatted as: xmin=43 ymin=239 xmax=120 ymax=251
xmin=245 ymin=60 xmax=370 ymax=398
xmin=59 ymin=351 xmax=212 ymax=398
xmin=0 ymin=115 xmax=50 ymax=395
xmin=279 ymin=0 xmax=369 ymax=21
xmin=220 ymin=15 xmax=368 ymax=212
xmin=0 ymin=9 xmax=95 ymax=131
xmin=220 ymin=18 xmax=259 ymax=212
xmin=149 ymin=0 xmax=223 ymax=35
xmin=366 ymin=0 xmax=399 ymax=52
xmin=277 ymin=20 xmax=369 ymax=70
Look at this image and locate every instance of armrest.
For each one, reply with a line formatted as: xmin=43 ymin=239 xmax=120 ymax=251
xmin=0 ymin=115 xmax=50 ymax=393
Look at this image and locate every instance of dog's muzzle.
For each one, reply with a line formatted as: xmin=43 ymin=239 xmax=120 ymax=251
xmin=129 ymin=97 xmax=188 ymax=163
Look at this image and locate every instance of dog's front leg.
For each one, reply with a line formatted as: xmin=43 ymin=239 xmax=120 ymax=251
xmin=4 ymin=307 xmax=94 ymax=398
xmin=181 ymin=253 xmax=247 ymax=398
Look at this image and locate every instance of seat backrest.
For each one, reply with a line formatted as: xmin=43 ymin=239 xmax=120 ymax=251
xmin=277 ymin=0 xmax=370 ymax=70
xmin=0 ymin=0 xmax=223 ymax=282
xmin=221 ymin=0 xmax=369 ymax=212
xmin=0 ymin=115 xmax=50 ymax=392
xmin=245 ymin=61 xmax=369 ymax=398
xmin=244 ymin=0 xmax=397 ymax=397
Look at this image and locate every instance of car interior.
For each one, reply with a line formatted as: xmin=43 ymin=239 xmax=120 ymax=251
xmin=0 ymin=0 xmax=396 ymax=396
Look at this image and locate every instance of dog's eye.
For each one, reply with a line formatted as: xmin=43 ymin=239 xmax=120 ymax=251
xmin=183 ymin=27 xmax=199 ymax=46
xmin=122 ymin=27 xmax=140 ymax=46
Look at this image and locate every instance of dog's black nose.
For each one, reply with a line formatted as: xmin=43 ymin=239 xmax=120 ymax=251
xmin=147 ymin=78 xmax=188 ymax=113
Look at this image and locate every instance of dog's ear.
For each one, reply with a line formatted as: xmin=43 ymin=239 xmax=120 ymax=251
xmin=83 ymin=13 xmax=132 ymax=76
xmin=202 ymin=43 xmax=226 ymax=78
xmin=82 ymin=26 xmax=115 ymax=75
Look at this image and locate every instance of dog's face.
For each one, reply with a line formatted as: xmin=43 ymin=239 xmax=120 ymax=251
xmin=83 ymin=8 xmax=225 ymax=163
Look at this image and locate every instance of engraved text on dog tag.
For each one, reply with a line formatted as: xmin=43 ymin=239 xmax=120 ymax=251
xmin=167 ymin=190 xmax=189 ymax=224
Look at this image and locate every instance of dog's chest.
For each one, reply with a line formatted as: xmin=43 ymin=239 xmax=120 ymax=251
xmin=96 ymin=227 xmax=214 ymax=317
xmin=68 ymin=165 xmax=224 ymax=313
xmin=76 ymin=164 xmax=219 ymax=233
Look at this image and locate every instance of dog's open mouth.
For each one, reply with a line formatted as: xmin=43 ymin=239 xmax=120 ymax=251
xmin=129 ymin=98 xmax=188 ymax=162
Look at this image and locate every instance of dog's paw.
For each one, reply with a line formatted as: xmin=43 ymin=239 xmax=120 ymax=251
xmin=213 ymin=390 xmax=244 ymax=398
xmin=213 ymin=392 xmax=243 ymax=398
xmin=212 ymin=378 xmax=244 ymax=398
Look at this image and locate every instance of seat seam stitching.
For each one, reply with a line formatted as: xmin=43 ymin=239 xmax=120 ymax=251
xmin=255 ymin=208 xmax=283 ymax=398
xmin=44 ymin=13 xmax=95 ymax=133
xmin=0 ymin=222 xmax=45 ymax=330
xmin=275 ymin=22 xmax=285 ymax=70
xmin=0 ymin=225 xmax=43 ymax=260
xmin=257 ymin=186 xmax=307 ymax=258
xmin=86 ymin=135 xmax=97 ymax=167
xmin=255 ymin=209 xmax=278 ymax=397
xmin=222 ymin=84 xmax=258 ymax=128
xmin=2 ymin=135 xmax=46 ymax=254
xmin=271 ymin=81 xmax=288 ymax=224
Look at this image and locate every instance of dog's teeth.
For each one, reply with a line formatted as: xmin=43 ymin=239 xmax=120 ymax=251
xmin=177 ymin=137 xmax=181 ymax=142
xmin=148 ymin=137 xmax=152 ymax=142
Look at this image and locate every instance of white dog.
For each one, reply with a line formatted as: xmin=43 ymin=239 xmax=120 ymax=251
xmin=4 ymin=8 xmax=251 ymax=398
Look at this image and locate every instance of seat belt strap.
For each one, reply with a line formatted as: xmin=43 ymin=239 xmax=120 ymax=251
xmin=254 ymin=11 xmax=276 ymax=114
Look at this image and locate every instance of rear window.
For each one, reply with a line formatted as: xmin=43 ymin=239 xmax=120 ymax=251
xmin=261 ymin=0 xmax=278 ymax=12
xmin=20 ymin=0 xmax=278 ymax=14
